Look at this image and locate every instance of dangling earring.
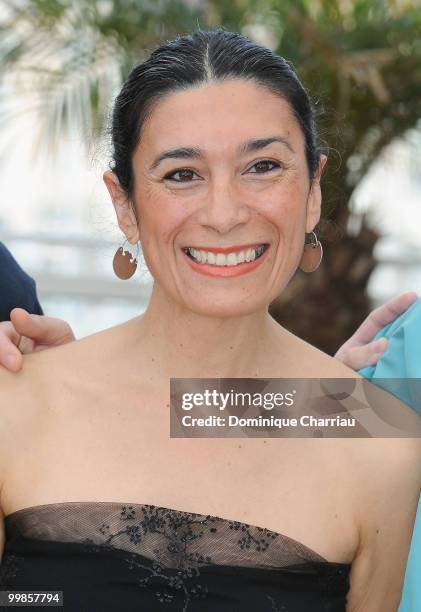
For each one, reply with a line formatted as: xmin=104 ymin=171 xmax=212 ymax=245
xmin=298 ymin=231 xmax=323 ymax=273
xmin=113 ymin=239 xmax=140 ymax=279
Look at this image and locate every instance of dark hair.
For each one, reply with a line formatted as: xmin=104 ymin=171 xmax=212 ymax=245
xmin=110 ymin=28 xmax=323 ymax=200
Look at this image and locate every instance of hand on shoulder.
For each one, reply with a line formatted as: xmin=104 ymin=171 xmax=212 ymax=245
xmin=0 ymin=308 xmax=75 ymax=373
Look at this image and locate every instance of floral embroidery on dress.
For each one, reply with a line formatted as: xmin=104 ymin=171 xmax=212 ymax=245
xmin=2 ymin=501 xmax=350 ymax=611
xmin=266 ymin=595 xmax=289 ymax=612
xmin=83 ymin=505 xmax=225 ymax=610
xmin=73 ymin=504 xmax=284 ymax=610
xmin=228 ymin=519 xmax=279 ymax=552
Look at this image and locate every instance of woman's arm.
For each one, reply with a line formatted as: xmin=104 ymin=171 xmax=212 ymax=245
xmin=0 ymin=373 xmax=8 ymax=565
xmin=0 ymin=370 xmax=12 ymax=565
xmin=0 ymin=363 xmax=40 ymax=564
xmin=347 ymin=438 xmax=421 ymax=612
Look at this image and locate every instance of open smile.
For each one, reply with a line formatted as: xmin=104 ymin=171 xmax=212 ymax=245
xmin=181 ymin=243 xmax=270 ymax=277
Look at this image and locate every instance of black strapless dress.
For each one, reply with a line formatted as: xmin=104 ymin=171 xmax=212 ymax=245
xmin=0 ymin=502 xmax=351 ymax=611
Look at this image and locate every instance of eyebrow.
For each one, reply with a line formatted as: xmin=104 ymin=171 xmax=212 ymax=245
xmin=149 ymin=135 xmax=294 ymax=171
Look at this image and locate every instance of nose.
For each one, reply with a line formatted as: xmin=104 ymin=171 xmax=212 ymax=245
xmin=196 ymin=175 xmax=251 ymax=234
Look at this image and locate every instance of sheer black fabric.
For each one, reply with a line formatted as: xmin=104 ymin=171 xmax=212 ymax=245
xmin=0 ymin=501 xmax=351 ymax=611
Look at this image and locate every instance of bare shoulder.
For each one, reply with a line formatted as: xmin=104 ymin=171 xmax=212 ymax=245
xmin=0 ymin=313 xmax=139 ymax=419
xmin=329 ymin=437 xmax=421 ymax=506
xmin=0 ymin=354 xmax=44 ymax=427
xmin=275 ymin=323 xmax=362 ymax=379
xmin=0 ymin=307 xmax=119 ymax=563
xmin=0 ymin=352 xmax=50 ymax=470
xmin=0 ymin=353 xmax=47 ymax=558
xmin=341 ymin=437 xmax=420 ymax=508
xmin=0 ymin=334 xmax=95 ymax=477
xmin=0 ymin=319 xmax=132 ymax=556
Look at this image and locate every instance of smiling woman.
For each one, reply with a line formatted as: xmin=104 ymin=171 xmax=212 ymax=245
xmin=0 ymin=28 xmax=420 ymax=612
xmin=104 ymin=72 xmax=325 ymax=317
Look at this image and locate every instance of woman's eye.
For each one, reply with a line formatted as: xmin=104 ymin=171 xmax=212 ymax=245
xmin=164 ymin=159 xmax=281 ymax=183
xmin=163 ymin=168 xmax=200 ymax=182
xmin=247 ymin=160 xmax=281 ymax=174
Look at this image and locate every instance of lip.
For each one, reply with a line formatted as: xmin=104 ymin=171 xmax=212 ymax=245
xmin=182 ymin=242 xmax=265 ymax=255
xmin=181 ymin=244 xmax=270 ymax=278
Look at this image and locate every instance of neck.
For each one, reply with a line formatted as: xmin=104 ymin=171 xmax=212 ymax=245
xmin=130 ymin=283 xmax=286 ymax=379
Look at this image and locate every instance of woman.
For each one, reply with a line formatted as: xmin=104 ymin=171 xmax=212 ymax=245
xmin=0 ymin=29 xmax=419 ymax=611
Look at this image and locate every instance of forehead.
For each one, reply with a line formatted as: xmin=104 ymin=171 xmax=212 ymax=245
xmin=135 ymin=78 xmax=305 ymax=160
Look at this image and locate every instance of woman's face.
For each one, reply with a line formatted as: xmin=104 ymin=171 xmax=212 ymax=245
xmin=107 ymin=78 xmax=326 ymax=317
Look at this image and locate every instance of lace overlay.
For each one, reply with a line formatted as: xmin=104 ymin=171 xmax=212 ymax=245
xmin=4 ymin=501 xmax=327 ymax=569
xmin=1 ymin=502 xmax=351 ymax=611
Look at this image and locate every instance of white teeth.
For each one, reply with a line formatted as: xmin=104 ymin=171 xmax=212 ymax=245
xmin=185 ymin=245 xmax=266 ymax=266
xmin=226 ymin=252 xmax=237 ymax=265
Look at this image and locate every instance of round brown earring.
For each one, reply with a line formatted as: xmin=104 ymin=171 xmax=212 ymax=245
xmin=113 ymin=240 xmax=140 ymax=280
xmin=298 ymin=231 xmax=323 ymax=273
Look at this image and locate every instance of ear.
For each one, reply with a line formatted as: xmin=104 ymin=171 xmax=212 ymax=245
xmin=305 ymin=154 xmax=327 ymax=233
xmin=103 ymin=170 xmax=140 ymax=244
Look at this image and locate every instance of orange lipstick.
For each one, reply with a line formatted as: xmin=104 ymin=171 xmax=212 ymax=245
xmin=182 ymin=244 xmax=270 ymax=278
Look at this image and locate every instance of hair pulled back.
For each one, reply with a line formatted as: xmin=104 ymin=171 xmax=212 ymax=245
xmin=110 ymin=28 xmax=323 ymax=200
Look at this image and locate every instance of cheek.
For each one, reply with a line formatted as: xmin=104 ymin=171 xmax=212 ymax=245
xmin=263 ymin=188 xmax=307 ymax=246
xmin=136 ymin=190 xmax=190 ymax=265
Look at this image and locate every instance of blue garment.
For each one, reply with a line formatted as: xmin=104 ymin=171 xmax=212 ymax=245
xmin=0 ymin=241 xmax=43 ymax=321
xmin=358 ymin=296 xmax=421 ymax=612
